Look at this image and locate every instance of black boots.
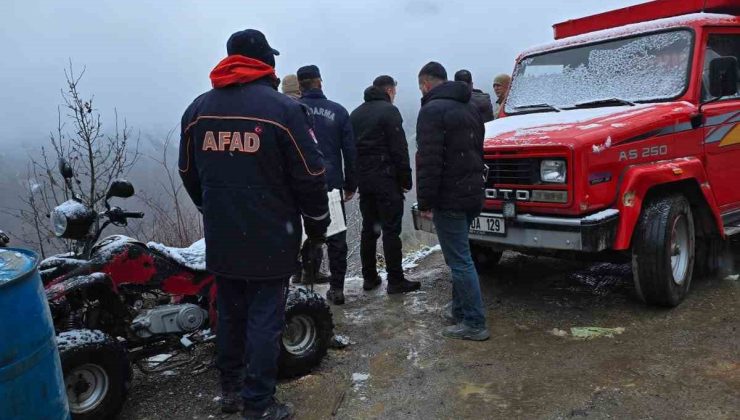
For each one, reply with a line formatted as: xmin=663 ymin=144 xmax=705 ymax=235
xmin=387 ymin=279 xmax=421 ymax=295
xmin=220 ymin=392 xmax=241 ymax=414
xmin=243 ymin=398 xmax=294 ymax=420
xmin=362 ymin=275 xmax=382 ymax=291
xmin=326 ymin=287 xmax=345 ymax=305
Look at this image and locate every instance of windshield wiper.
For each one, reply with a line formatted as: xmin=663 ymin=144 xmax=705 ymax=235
xmin=513 ymin=103 xmax=561 ymax=113
xmin=574 ymin=98 xmax=635 ymax=108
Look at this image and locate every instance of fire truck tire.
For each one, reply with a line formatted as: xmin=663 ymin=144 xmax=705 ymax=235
xmin=57 ymin=330 xmax=132 ymax=420
xmin=471 ymin=244 xmax=503 ymax=271
xmin=632 ymin=194 xmax=695 ymax=307
xmin=279 ymin=287 xmax=334 ymax=378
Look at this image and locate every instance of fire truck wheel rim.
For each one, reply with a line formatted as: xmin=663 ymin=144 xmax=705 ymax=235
xmin=670 ymin=214 xmax=690 ymax=286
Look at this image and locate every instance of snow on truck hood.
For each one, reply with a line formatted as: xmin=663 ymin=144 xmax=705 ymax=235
xmin=484 ymin=102 xmax=695 ymax=148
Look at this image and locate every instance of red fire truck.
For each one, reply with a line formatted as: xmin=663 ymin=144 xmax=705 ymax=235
xmin=413 ymin=0 xmax=740 ymax=307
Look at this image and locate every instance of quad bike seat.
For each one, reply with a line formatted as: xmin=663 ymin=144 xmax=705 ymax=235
xmin=146 ymin=239 xmax=206 ymax=272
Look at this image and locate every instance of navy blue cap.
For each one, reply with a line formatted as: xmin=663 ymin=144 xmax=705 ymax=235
xmin=297 ymin=65 xmax=321 ymax=81
xmin=226 ymin=29 xmax=280 ymax=66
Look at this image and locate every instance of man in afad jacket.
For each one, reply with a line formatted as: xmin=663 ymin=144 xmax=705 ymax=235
xmin=297 ymin=64 xmax=357 ymax=305
xmin=179 ymin=29 xmax=329 ymax=420
xmin=351 ymin=75 xmax=420 ymax=294
xmin=415 ymin=61 xmax=489 ymax=341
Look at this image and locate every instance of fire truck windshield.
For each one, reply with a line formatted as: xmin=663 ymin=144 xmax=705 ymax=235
xmin=506 ymin=29 xmax=693 ymax=114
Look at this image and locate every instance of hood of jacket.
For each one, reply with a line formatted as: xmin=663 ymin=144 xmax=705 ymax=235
xmin=209 ymin=55 xmax=276 ymax=89
xmin=301 ymin=88 xmax=327 ymax=100
xmin=472 ymin=89 xmax=491 ymax=100
xmin=421 ymin=81 xmax=471 ymax=106
xmin=363 ymin=86 xmax=391 ymax=103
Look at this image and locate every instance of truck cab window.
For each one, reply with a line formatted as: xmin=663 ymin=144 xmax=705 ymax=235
xmin=702 ymin=34 xmax=740 ymax=102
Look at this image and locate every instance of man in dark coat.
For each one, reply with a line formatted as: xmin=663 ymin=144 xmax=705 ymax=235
xmin=350 ymin=75 xmax=420 ymax=294
xmin=454 ymin=69 xmax=494 ymax=122
xmin=416 ymin=61 xmax=488 ymax=341
xmin=297 ymin=64 xmax=356 ymax=305
xmin=179 ymin=29 xmax=329 ymax=419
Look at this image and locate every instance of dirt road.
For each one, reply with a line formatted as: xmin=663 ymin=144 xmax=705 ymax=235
xmin=119 ymin=250 xmax=739 ymax=420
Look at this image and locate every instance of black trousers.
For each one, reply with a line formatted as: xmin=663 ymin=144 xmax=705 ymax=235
xmin=359 ymin=189 xmax=404 ymax=283
xmin=301 ymin=200 xmax=348 ymax=289
xmin=216 ymin=276 xmax=288 ymax=411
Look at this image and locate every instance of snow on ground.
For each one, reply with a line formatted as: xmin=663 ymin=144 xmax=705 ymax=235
xmin=341 ymin=245 xmax=442 ymax=325
xmin=401 ymin=245 xmax=441 ymax=270
xmin=352 ymin=372 xmax=371 ymax=399
xmin=351 ymin=373 xmax=370 ymax=383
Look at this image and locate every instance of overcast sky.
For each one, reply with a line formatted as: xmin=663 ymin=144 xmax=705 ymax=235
xmin=1 ymin=0 xmax=646 ymax=146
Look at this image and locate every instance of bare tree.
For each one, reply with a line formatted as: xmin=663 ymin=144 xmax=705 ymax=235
xmin=9 ymin=62 xmax=140 ymax=257
xmin=137 ymin=130 xmax=203 ymax=247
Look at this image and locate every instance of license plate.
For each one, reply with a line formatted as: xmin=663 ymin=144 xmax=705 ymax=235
xmin=470 ymin=216 xmax=506 ymax=235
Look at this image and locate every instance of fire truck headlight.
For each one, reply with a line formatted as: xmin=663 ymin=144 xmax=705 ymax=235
xmin=540 ymin=160 xmax=567 ymax=183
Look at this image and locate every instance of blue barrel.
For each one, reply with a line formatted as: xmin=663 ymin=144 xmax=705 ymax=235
xmin=0 ymin=248 xmax=70 ymax=420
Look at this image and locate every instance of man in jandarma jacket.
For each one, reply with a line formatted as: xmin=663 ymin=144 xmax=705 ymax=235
xmin=297 ymin=64 xmax=357 ymax=305
xmin=179 ymin=29 xmax=329 ymax=420
xmin=415 ymin=61 xmax=489 ymax=341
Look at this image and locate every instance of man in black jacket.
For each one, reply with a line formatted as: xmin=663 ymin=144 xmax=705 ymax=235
xmin=454 ymin=69 xmax=494 ymax=122
xmin=416 ymin=62 xmax=489 ymax=341
xmin=350 ymin=75 xmax=420 ymax=294
xmin=180 ymin=29 xmax=328 ymax=419
xmin=297 ymin=64 xmax=357 ymax=305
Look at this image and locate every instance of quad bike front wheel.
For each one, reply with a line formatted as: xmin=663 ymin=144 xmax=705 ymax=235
xmin=278 ymin=287 xmax=334 ymax=378
xmin=57 ymin=330 xmax=132 ymax=420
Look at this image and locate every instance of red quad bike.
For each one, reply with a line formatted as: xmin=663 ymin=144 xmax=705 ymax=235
xmin=41 ymin=159 xmax=334 ymax=420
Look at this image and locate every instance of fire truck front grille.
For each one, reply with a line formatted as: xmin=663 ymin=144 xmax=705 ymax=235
xmin=486 ymin=158 xmax=539 ymax=186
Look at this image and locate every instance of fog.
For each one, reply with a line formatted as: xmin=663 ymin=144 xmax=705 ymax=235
xmin=1 ymin=0 xmax=644 ymax=146
xmin=1 ymin=0 xmax=645 ymax=251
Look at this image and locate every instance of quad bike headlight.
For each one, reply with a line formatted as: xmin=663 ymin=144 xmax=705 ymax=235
xmin=50 ymin=200 xmax=95 ymax=239
xmin=540 ymin=159 xmax=567 ymax=183
xmin=51 ymin=209 xmax=68 ymax=237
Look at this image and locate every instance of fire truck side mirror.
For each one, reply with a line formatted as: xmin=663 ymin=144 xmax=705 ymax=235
xmin=708 ymin=56 xmax=738 ymax=99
